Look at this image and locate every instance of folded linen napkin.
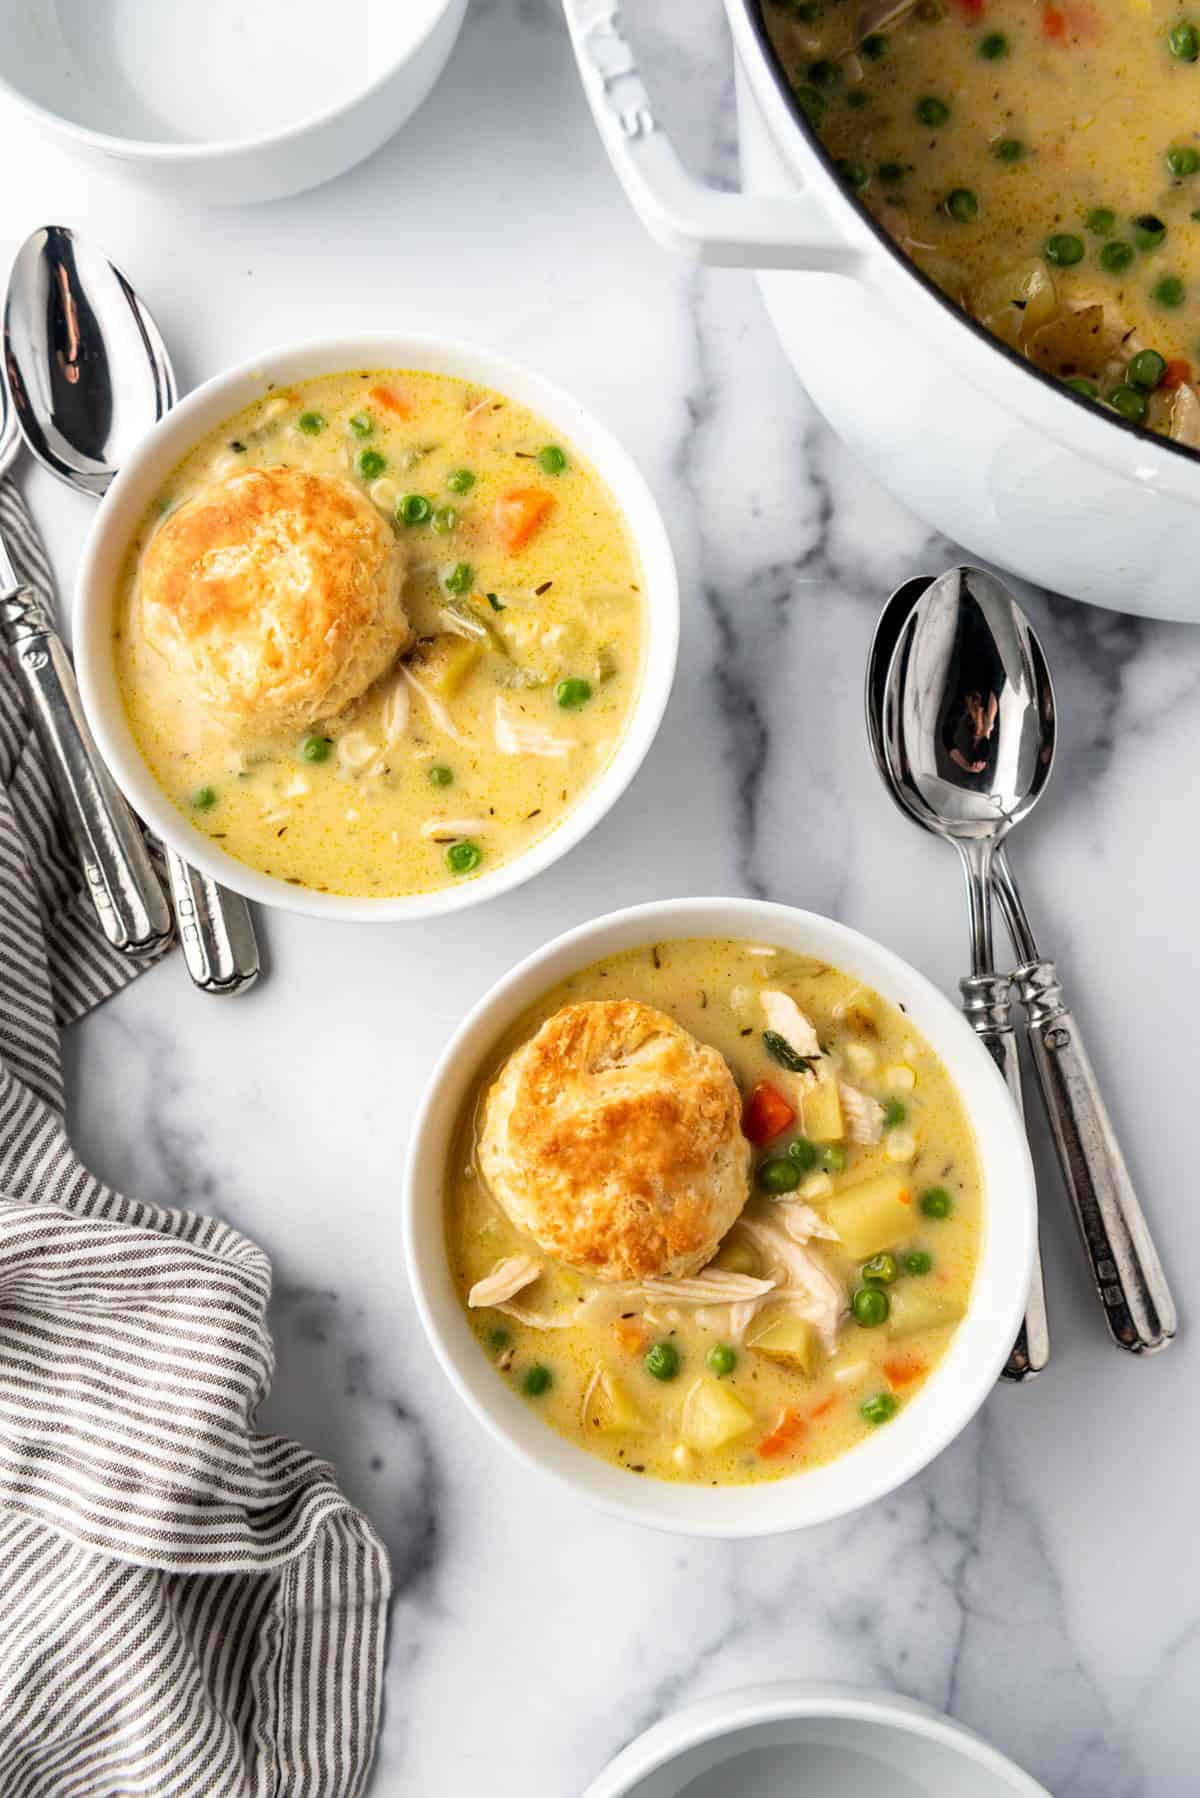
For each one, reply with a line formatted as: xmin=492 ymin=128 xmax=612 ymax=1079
xmin=0 ymin=484 xmax=391 ymax=1797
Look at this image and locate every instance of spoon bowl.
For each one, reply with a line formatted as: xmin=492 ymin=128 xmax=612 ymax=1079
xmin=4 ymin=225 xmax=175 ymax=496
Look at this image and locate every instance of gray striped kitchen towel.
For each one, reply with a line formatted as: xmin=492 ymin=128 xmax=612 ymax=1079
xmin=0 ymin=482 xmax=391 ymax=1797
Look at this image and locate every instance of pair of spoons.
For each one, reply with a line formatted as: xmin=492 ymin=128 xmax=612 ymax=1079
xmin=0 ymin=226 xmax=259 ymax=994
xmin=867 ymin=567 xmax=1175 ymax=1372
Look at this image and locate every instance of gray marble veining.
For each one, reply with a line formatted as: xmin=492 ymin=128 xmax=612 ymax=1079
xmin=1 ymin=0 xmax=1196 ymax=1792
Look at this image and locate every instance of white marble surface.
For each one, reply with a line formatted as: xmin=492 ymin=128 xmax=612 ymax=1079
xmin=1 ymin=3 xmax=1196 ymax=1793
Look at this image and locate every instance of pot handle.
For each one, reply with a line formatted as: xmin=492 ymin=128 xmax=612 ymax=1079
xmin=560 ymin=0 xmax=861 ymax=272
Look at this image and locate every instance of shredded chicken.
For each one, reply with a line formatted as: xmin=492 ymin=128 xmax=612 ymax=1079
xmin=838 ymin=1081 xmax=885 ymax=1146
xmin=381 ymin=677 xmax=410 ymax=745
xmin=641 ymin=1271 xmax=776 ymax=1307
xmin=402 ymin=667 xmax=469 ymax=743
xmin=760 ymin=989 xmax=821 ymax=1059
xmin=494 ymin=698 xmax=576 ymax=759
xmin=420 ymin=818 xmax=490 ymax=840
xmin=737 ymin=1213 xmax=846 ymax=1354
xmin=336 ymin=729 xmax=379 ymax=772
xmin=467 ymin=1254 xmax=540 ymax=1309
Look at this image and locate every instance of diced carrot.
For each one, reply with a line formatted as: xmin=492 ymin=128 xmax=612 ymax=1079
xmin=1042 ymin=5 xmax=1066 ymax=36
xmin=494 ymin=488 xmax=555 ymax=552
xmin=612 ymin=1317 xmax=647 ymax=1355
xmin=883 ymin=1355 xmax=925 ymax=1389
xmin=742 ymin=1080 xmax=795 ymax=1145
xmin=897 ymin=1187 xmax=912 ymax=1205
xmin=1163 ymin=359 xmax=1193 ymax=390
xmin=955 ymin=0 xmax=985 ymax=17
xmin=368 ymin=385 xmax=411 ymax=417
xmin=757 ymin=1408 xmax=806 ymax=1459
xmin=809 ymin=1396 xmax=836 ymax=1420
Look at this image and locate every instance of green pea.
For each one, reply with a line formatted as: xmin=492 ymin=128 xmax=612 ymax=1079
xmin=301 ymin=734 xmax=332 ymax=763
xmin=853 ymin=1285 xmax=891 ymax=1327
xmin=489 ymin=1327 xmax=511 ymax=1352
xmin=758 ymin=1157 xmax=802 ymax=1195
xmin=1154 ymin=274 xmax=1186 ymax=306
xmin=836 ymin=159 xmax=870 ymax=189
xmin=706 ymin=1344 xmax=737 ymax=1378
xmin=428 ymin=764 xmax=454 ymax=787
xmin=432 ymin=505 xmax=459 ymax=534
xmin=861 ymin=31 xmax=887 ymax=56
xmin=905 ymin=1251 xmax=934 ymax=1275
xmin=191 ymin=785 xmax=217 ymax=811
xmin=522 ymin=1364 xmax=552 ymax=1397
xmin=1134 ymin=213 xmax=1167 ymax=250
xmin=978 ymin=30 xmax=1008 ymax=57
xmin=994 ymin=138 xmax=1026 ymax=162
xmin=446 ymin=840 xmax=482 ymax=875
xmin=1099 ymin=240 xmax=1135 ymax=273
xmin=944 ymin=188 xmax=979 ymax=222
xmin=920 ymin=1186 xmax=954 ymax=1219
xmin=1167 ymin=145 xmax=1200 ymax=178
xmin=1087 ymin=207 xmax=1116 ymax=235
xmin=916 ymin=95 xmax=950 ymax=126
xmin=298 ymin=410 xmax=326 ymax=435
xmin=861 ymin=1391 xmax=899 ymax=1426
xmin=1044 ymin=233 xmax=1084 ymax=266
xmin=808 ymin=57 xmax=841 ymax=86
xmin=861 ymin=1252 xmax=899 ymax=1285
xmin=537 ymin=445 xmax=567 ymax=475
xmin=358 ymin=449 xmax=386 ymax=479
xmin=399 ymin=493 xmax=432 ymax=525
xmin=822 ymin=1145 xmax=848 ymax=1174
xmin=883 ymin=1098 xmax=907 ymax=1128
xmin=446 ymin=467 xmax=476 ymax=494
xmin=645 ymin=1341 xmax=680 ymax=1382
xmin=555 ymin=677 xmax=593 ymax=709
xmin=1169 ymin=19 xmax=1199 ymax=59
xmin=794 ymin=85 xmax=826 ymax=125
xmin=1066 ymin=376 xmax=1100 ymax=398
xmin=444 ymin=561 xmax=473 ymax=594
xmin=348 ymin=412 xmax=374 ymax=438
xmin=878 ymin=161 xmax=908 ymax=184
xmin=787 ymin=1136 xmax=819 ymax=1170
xmin=1128 ymin=348 xmax=1168 ymax=389
xmin=1109 ymin=384 xmax=1149 ymax=421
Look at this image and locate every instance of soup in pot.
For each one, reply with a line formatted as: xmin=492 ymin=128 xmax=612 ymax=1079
xmin=447 ymin=938 xmax=983 ymax=1487
xmin=764 ymin=0 xmax=1200 ymax=443
xmin=114 ymin=369 xmax=645 ymax=898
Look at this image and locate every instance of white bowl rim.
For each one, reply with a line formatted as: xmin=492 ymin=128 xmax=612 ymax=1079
xmin=582 ymin=1680 xmax=1052 ymax=1796
xmin=0 ymin=0 xmax=457 ymax=164
xmin=74 ymin=330 xmax=679 ymax=922
xmin=401 ymin=896 xmax=1036 ymax=1539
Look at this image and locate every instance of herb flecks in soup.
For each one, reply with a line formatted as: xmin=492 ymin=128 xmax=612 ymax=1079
xmin=115 ymin=370 xmax=645 ymax=897
xmin=447 ymin=939 xmax=982 ymax=1486
xmin=764 ymin=0 xmax=1200 ymax=443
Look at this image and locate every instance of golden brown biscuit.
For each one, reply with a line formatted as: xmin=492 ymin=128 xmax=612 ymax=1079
xmin=138 ymin=466 xmax=410 ymax=737
xmin=477 ymin=1000 xmax=751 ymax=1282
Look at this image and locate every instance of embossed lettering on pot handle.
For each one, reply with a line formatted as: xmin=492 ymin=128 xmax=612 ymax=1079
xmin=559 ymin=0 xmax=863 ymax=271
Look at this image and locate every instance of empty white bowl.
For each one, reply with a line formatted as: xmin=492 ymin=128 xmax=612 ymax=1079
xmin=0 ymin=0 xmax=468 ymax=203
xmin=585 ymin=1683 xmax=1050 ymax=1797
xmin=74 ymin=331 xmax=679 ymax=923
xmin=403 ymin=897 xmax=1036 ymax=1537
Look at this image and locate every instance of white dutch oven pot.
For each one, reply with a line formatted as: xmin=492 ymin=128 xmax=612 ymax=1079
xmin=563 ymin=0 xmax=1200 ymax=622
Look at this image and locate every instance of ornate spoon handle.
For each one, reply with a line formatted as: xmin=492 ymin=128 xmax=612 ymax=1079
xmin=0 ymin=557 xmax=171 ymax=956
xmin=164 ymin=850 xmax=259 ymax=995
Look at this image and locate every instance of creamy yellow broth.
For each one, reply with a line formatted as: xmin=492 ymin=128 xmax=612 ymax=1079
xmin=447 ymin=938 xmax=983 ymax=1487
xmin=115 ymin=369 xmax=645 ymax=897
xmin=764 ymin=0 xmax=1200 ymax=440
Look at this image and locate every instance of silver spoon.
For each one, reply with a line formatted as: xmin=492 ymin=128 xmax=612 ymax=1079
xmin=869 ymin=569 xmax=1175 ymax=1356
xmin=874 ymin=567 xmax=1050 ymax=1380
xmin=6 ymin=226 xmax=260 ymax=996
xmin=0 ymin=348 xmax=172 ymax=955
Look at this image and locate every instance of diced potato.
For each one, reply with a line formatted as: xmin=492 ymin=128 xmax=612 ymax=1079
xmin=587 ymin=1371 xmax=647 ymax=1435
xmin=825 ymin=1173 xmax=914 ymax=1259
xmin=833 ymin=988 xmax=878 ymax=1035
xmin=748 ymin=1311 xmax=821 ymax=1376
xmin=888 ymin=1288 xmax=965 ymax=1340
xmin=971 ymin=258 xmax=1057 ymax=345
xmin=410 ymin=633 xmax=482 ymax=697
xmin=680 ymin=1378 xmax=755 ymax=1453
xmin=802 ymin=1069 xmax=843 ymax=1143
xmin=712 ymin=1236 xmax=758 ymax=1277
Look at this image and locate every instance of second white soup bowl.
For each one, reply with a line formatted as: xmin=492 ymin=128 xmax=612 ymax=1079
xmin=403 ymin=897 xmax=1036 ymax=1537
xmin=74 ymin=333 xmax=679 ymax=922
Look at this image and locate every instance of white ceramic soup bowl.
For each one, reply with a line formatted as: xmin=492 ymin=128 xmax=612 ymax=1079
xmin=584 ymin=1682 xmax=1050 ymax=1797
xmin=0 ymin=0 xmax=467 ymax=205
xmin=563 ymin=0 xmax=1200 ymax=621
xmin=74 ymin=332 xmax=679 ymax=923
xmin=403 ymin=897 xmax=1035 ymax=1537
